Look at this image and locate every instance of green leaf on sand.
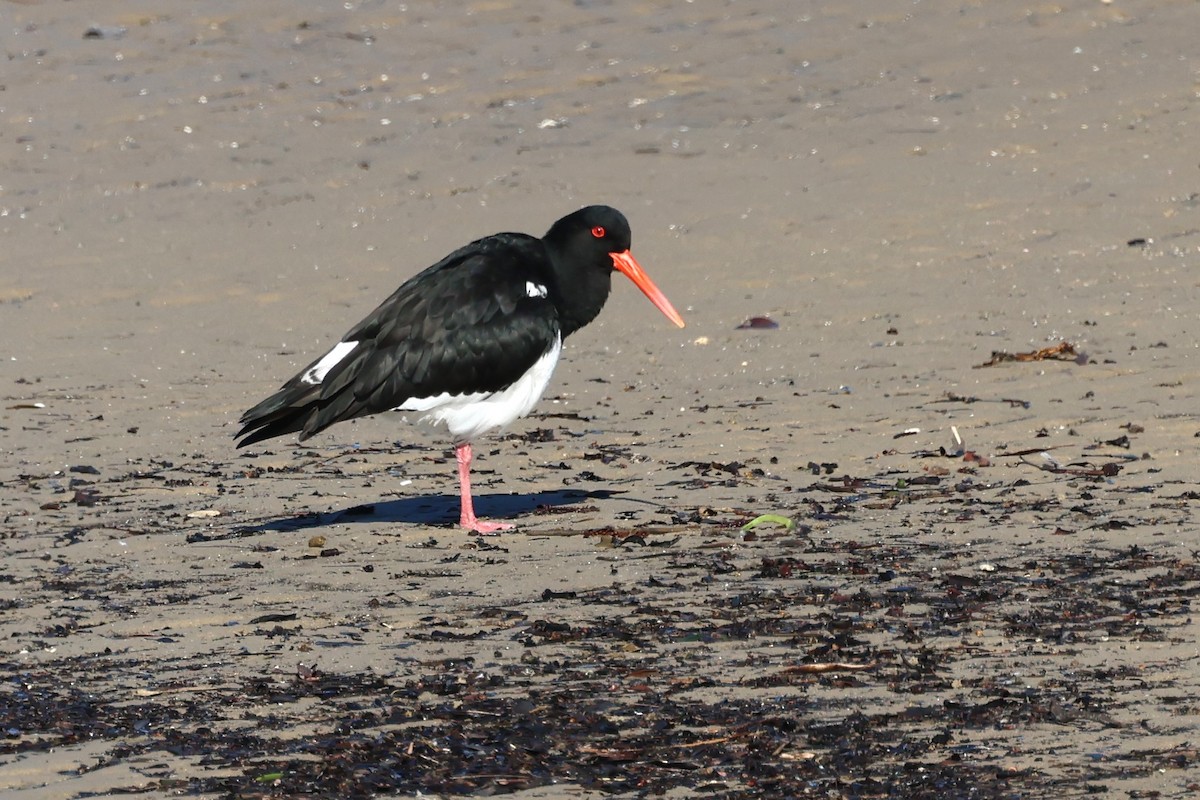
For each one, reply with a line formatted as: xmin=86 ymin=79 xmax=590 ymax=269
xmin=741 ymin=514 xmax=795 ymax=532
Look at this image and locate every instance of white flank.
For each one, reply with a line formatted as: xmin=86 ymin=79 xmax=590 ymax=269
xmin=393 ymin=335 xmax=562 ymax=442
xmin=301 ymin=340 xmax=358 ymax=385
xmin=525 ymin=280 xmax=548 ymax=298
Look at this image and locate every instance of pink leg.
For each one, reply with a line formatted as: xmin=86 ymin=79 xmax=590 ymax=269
xmin=455 ymin=442 xmax=514 ymax=534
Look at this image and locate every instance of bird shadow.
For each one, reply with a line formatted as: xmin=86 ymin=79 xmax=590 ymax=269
xmin=233 ymin=488 xmax=626 ymax=535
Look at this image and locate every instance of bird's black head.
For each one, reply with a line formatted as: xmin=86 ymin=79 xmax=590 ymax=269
xmin=544 ymin=205 xmax=632 ymax=266
xmin=543 ymin=205 xmax=684 ymax=338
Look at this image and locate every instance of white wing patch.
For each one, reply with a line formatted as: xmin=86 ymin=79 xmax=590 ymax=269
xmin=525 ymin=281 xmax=548 ymax=298
xmin=392 ymin=335 xmax=562 ymax=442
xmin=301 ymin=340 xmax=358 ymax=385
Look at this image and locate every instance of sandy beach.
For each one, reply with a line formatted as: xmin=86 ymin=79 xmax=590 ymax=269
xmin=3 ymin=0 xmax=1199 ymax=796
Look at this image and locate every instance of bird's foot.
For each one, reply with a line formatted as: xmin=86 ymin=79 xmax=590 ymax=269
xmin=461 ymin=516 xmax=515 ymax=535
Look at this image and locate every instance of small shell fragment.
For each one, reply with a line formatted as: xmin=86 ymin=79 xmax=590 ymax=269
xmin=735 ymin=316 xmax=779 ymax=330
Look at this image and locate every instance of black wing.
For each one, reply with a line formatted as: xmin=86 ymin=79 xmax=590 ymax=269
xmin=236 ymin=234 xmax=560 ymax=447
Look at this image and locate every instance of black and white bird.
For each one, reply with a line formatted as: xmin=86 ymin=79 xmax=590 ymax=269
xmin=236 ymin=205 xmax=685 ymax=533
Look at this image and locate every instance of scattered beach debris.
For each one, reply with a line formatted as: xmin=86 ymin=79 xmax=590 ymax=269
xmin=82 ymin=25 xmax=127 ymax=40
xmin=975 ymin=340 xmax=1086 ymax=368
xmin=1020 ymin=452 xmax=1123 ymax=477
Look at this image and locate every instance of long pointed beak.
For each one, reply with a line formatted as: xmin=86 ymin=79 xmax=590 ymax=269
xmin=610 ymin=250 xmax=686 ymax=328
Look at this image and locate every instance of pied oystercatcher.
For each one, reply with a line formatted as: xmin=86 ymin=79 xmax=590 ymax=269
xmin=236 ymin=205 xmax=685 ymax=533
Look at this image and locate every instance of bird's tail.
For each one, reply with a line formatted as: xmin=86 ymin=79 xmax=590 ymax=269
xmin=234 ymin=383 xmax=322 ymax=448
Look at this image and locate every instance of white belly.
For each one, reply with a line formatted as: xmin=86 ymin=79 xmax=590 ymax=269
xmin=394 ymin=335 xmax=562 ymax=443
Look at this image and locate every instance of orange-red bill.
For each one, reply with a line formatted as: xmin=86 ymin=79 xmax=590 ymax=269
xmin=610 ymin=250 xmax=686 ymax=328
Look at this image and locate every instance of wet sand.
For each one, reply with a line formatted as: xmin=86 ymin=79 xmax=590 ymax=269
xmin=3 ymin=0 xmax=1199 ymax=796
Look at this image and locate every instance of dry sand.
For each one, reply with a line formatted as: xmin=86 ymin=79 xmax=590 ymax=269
xmin=2 ymin=0 xmax=1199 ymax=797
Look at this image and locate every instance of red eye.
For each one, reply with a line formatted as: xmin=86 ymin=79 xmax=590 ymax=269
xmin=591 ymin=226 xmax=606 ymax=239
